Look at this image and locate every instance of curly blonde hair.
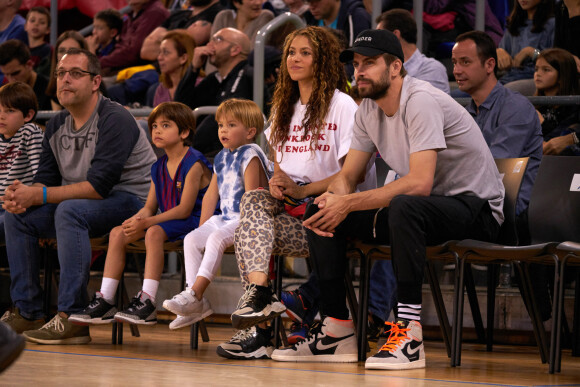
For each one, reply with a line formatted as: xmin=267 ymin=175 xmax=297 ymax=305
xmin=268 ymin=26 xmax=348 ymax=157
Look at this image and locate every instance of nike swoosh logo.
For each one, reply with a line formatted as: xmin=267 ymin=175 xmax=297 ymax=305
xmin=312 ymin=333 xmax=354 ymax=353
xmin=401 ymin=341 xmax=422 ymax=361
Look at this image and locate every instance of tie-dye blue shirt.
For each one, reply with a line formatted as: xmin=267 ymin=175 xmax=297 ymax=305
xmin=214 ymin=143 xmax=271 ymax=220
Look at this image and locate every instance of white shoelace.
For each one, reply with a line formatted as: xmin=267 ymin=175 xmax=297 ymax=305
xmin=236 ymin=284 xmax=258 ymax=309
xmin=41 ymin=315 xmax=65 ymax=333
xmin=231 ymin=327 xmax=255 ymax=343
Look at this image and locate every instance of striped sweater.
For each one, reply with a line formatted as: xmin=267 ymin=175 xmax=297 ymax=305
xmin=0 ymin=122 xmax=43 ymax=196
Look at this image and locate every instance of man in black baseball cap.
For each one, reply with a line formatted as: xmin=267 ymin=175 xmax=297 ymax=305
xmin=339 ymin=29 xmax=404 ymax=63
xmin=287 ymin=28 xmax=504 ymax=371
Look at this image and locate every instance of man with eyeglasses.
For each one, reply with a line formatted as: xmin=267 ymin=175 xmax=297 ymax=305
xmin=174 ymin=27 xmax=256 ymax=155
xmin=1 ymin=48 xmax=157 ymax=345
xmin=0 ymin=39 xmax=51 ymax=110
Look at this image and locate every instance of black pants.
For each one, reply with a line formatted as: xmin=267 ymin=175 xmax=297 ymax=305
xmin=305 ymin=194 xmax=500 ymax=320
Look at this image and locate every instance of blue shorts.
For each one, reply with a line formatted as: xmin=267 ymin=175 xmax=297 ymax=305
xmin=158 ymin=216 xmax=200 ymax=242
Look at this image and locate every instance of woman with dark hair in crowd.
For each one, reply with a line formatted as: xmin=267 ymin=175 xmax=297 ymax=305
xmin=534 ymin=47 xmax=580 ymax=155
xmin=496 ymin=0 xmax=555 ymax=84
xmin=45 ymin=30 xmax=89 ymax=110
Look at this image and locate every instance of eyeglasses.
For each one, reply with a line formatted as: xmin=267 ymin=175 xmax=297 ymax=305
xmin=54 ymin=68 xmax=97 ymax=79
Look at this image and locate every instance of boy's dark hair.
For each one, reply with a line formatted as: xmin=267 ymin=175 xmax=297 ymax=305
xmin=95 ymin=9 xmax=123 ymax=36
xmin=0 ymin=82 xmax=39 ymax=121
xmin=456 ymin=30 xmax=498 ymax=77
xmin=376 ymin=9 xmax=417 ymax=45
xmin=26 ymin=7 xmax=51 ymax=27
xmin=0 ymin=39 xmax=31 ymax=66
xmin=27 ymin=6 xmax=51 ymax=27
xmin=148 ymin=102 xmax=196 ymax=146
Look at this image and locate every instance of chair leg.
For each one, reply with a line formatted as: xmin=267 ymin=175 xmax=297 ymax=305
xmin=450 ymin=253 xmax=460 ymax=367
xmin=454 ymin=257 xmax=468 ymax=367
xmin=516 ymin=263 xmax=548 ymax=364
xmin=552 ymin=255 xmax=567 ymax=373
xmin=426 ymin=260 xmax=451 ymax=358
xmin=191 ymin=322 xmax=199 ymax=349
xmin=571 ymin=268 xmax=580 ymax=358
xmin=199 ymin=320 xmax=210 ymax=342
xmin=486 ymin=264 xmax=498 ymax=352
xmin=464 ymin=264 xmax=486 ymax=343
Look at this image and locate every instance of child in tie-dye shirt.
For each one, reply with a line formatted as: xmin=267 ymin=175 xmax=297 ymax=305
xmin=163 ymin=98 xmax=271 ymax=329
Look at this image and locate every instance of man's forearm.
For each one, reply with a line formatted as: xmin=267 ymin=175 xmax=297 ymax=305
xmin=46 ymin=181 xmax=103 ymax=204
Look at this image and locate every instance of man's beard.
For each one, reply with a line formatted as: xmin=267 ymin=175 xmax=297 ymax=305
xmin=357 ymin=73 xmax=390 ymax=100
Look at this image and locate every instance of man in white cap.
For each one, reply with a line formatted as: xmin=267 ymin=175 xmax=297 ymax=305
xmin=271 ymin=29 xmax=505 ymax=370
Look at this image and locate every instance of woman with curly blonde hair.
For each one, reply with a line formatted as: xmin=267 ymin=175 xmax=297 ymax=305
xmin=216 ymin=26 xmax=375 ymax=361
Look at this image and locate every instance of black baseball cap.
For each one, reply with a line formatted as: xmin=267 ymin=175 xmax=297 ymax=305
xmin=339 ymin=29 xmax=405 ymax=63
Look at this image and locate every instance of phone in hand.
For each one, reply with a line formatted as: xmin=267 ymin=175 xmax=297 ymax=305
xmin=303 ymin=200 xmax=320 ymax=220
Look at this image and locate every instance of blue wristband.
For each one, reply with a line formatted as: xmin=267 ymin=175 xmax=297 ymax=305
xmin=42 ymin=187 xmax=47 ymax=205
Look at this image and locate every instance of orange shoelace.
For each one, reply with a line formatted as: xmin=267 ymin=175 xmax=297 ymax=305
xmin=379 ymin=321 xmax=410 ymax=352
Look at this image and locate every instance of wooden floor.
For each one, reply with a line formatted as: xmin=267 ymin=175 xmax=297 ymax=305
xmin=2 ymin=323 xmax=579 ymax=386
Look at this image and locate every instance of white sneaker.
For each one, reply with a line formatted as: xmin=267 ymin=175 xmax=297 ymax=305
xmin=169 ymin=315 xmax=199 ymax=330
xmin=365 ymin=319 xmax=426 ymax=370
xmin=271 ymin=316 xmax=358 ymax=362
xmin=163 ymin=289 xmax=211 ymax=316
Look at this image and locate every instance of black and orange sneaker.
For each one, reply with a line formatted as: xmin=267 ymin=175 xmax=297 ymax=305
xmin=365 ymin=319 xmax=426 ymax=370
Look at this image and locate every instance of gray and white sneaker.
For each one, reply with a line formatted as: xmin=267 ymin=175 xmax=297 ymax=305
xmin=114 ymin=291 xmax=157 ymax=325
xmin=163 ymin=289 xmax=213 ymax=319
xmin=230 ymin=284 xmax=285 ymax=330
xmin=69 ymin=293 xmax=118 ymax=325
xmin=271 ymin=317 xmax=358 ymax=363
xmin=216 ymin=326 xmax=274 ymax=360
xmin=365 ymin=319 xmax=426 ymax=370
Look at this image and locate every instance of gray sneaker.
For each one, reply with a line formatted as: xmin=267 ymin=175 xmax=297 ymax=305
xmin=69 ymin=293 xmax=118 ymax=325
xmin=23 ymin=313 xmax=91 ymax=345
xmin=1 ymin=309 xmax=44 ymax=334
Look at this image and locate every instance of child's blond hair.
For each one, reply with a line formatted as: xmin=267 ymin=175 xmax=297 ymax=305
xmin=216 ymin=98 xmax=264 ymax=139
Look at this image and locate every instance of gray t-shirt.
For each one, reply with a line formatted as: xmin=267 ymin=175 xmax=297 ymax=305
xmin=36 ymin=96 xmax=156 ymax=202
xmin=350 ymin=76 xmax=505 ymax=224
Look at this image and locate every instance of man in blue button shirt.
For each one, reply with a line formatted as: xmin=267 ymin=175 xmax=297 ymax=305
xmin=452 ymin=30 xmax=542 ymax=222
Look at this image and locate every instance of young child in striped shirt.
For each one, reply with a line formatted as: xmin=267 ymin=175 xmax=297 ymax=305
xmin=0 ymin=82 xmax=43 ymax=244
xmin=70 ymin=101 xmax=217 ymax=327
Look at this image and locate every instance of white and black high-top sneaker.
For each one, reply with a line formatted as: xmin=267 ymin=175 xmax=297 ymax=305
xmin=216 ymin=326 xmax=274 ymax=360
xmin=114 ymin=291 xmax=157 ymax=325
xmin=365 ymin=319 xmax=426 ymax=370
xmin=230 ymin=284 xmax=286 ymax=330
xmin=271 ymin=316 xmax=358 ymax=363
xmin=69 ymin=293 xmax=118 ymax=325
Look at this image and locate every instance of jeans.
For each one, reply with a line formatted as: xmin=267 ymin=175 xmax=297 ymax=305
xmin=368 ymin=260 xmax=397 ymax=322
xmin=5 ymin=191 xmax=144 ymax=319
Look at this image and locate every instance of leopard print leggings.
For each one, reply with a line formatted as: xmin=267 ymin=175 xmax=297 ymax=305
xmin=234 ymin=189 xmax=309 ymax=287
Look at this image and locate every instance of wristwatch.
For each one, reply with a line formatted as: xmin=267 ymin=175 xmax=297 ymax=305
xmin=532 ymin=48 xmax=541 ymax=61
xmin=572 ymin=132 xmax=579 ymax=145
